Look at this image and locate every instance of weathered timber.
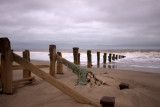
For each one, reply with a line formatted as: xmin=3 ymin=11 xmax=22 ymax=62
xmin=13 ymin=77 xmax=35 ymax=88
xmin=73 ymin=47 xmax=79 ymax=65
xmin=100 ymin=96 xmax=115 ymax=107
xmin=49 ymin=45 xmax=56 ymax=77
xmin=12 ymin=65 xmax=49 ymax=70
xmin=13 ymin=53 xmax=101 ymax=107
xmin=103 ymin=53 xmax=107 ymax=64
xmin=108 ymin=53 xmax=112 ymax=62
xmin=119 ymin=83 xmax=129 ymax=90
xmin=87 ymin=50 xmax=92 ymax=68
xmin=0 ymin=38 xmax=13 ymax=94
xmin=23 ymin=50 xmax=31 ymax=78
xmin=57 ymin=52 xmax=63 ymax=74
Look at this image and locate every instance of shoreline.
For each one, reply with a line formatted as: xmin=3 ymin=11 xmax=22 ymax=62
xmin=1 ymin=60 xmax=160 ymax=107
xmin=13 ymin=49 xmax=160 ymax=52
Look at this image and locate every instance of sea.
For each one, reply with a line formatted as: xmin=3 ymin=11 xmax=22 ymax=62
xmin=13 ymin=49 xmax=160 ymax=74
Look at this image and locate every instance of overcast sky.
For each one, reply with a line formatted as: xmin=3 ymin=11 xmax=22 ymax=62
xmin=0 ymin=0 xmax=160 ymax=49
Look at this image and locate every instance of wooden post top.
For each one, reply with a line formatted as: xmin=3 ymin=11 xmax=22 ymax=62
xmin=49 ymin=45 xmax=56 ymax=48
xmin=87 ymin=50 xmax=91 ymax=53
xmin=24 ymin=50 xmax=29 ymax=52
xmin=0 ymin=37 xmax=11 ymax=54
xmin=100 ymin=96 xmax=115 ymax=107
xmin=73 ymin=47 xmax=79 ymax=50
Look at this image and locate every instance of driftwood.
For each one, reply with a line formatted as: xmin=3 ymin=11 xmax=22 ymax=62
xmin=13 ymin=53 xmax=101 ymax=107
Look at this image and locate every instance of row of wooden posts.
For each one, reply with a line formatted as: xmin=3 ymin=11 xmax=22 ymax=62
xmin=0 ymin=37 xmax=103 ymax=107
xmin=0 ymin=37 xmax=126 ymax=107
xmin=72 ymin=47 xmax=126 ymax=68
xmin=0 ymin=38 xmax=126 ymax=95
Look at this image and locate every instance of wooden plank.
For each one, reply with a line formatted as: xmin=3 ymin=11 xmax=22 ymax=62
xmin=49 ymin=45 xmax=56 ymax=77
xmin=13 ymin=77 xmax=35 ymax=88
xmin=12 ymin=65 xmax=49 ymax=70
xmin=13 ymin=76 xmax=35 ymax=83
xmin=0 ymin=38 xmax=13 ymax=94
xmin=23 ymin=50 xmax=31 ymax=78
xmin=13 ymin=53 xmax=101 ymax=107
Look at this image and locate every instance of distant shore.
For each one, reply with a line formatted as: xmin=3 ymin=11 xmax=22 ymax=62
xmin=13 ymin=49 xmax=160 ymax=53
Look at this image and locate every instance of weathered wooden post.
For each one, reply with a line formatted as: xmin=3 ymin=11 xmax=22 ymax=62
xmin=100 ymin=96 xmax=115 ymax=107
xmin=87 ymin=50 xmax=92 ymax=68
xmin=97 ymin=52 xmax=100 ymax=67
xmin=119 ymin=55 xmax=121 ymax=59
xmin=73 ymin=47 xmax=79 ymax=65
xmin=0 ymin=37 xmax=13 ymax=94
xmin=23 ymin=50 xmax=31 ymax=78
xmin=115 ymin=55 xmax=118 ymax=60
xmin=78 ymin=53 xmax=80 ymax=65
xmin=103 ymin=53 xmax=107 ymax=64
xmin=108 ymin=53 xmax=112 ymax=62
xmin=112 ymin=54 xmax=115 ymax=61
xmin=49 ymin=45 xmax=56 ymax=77
xmin=57 ymin=52 xmax=63 ymax=74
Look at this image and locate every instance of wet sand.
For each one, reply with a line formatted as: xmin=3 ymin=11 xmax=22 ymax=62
xmin=0 ymin=60 xmax=160 ymax=107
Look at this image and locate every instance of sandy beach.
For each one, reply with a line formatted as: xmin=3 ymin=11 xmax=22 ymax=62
xmin=0 ymin=60 xmax=160 ymax=107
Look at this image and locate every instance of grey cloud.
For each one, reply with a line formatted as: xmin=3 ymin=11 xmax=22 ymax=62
xmin=0 ymin=0 xmax=160 ymax=49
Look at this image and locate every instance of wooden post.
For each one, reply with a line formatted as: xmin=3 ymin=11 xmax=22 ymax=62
xmin=100 ymin=96 xmax=115 ymax=107
xmin=23 ymin=50 xmax=31 ymax=78
xmin=108 ymin=53 xmax=112 ymax=62
xmin=73 ymin=47 xmax=79 ymax=65
xmin=78 ymin=53 xmax=80 ymax=65
xmin=115 ymin=55 xmax=118 ymax=60
xmin=97 ymin=52 xmax=100 ymax=67
xmin=119 ymin=55 xmax=121 ymax=59
xmin=87 ymin=50 xmax=92 ymax=68
xmin=112 ymin=54 xmax=115 ymax=61
xmin=57 ymin=52 xmax=63 ymax=74
xmin=103 ymin=53 xmax=107 ymax=64
xmin=49 ymin=45 xmax=56 ymax=77
xmin=0 ymin=37 xmax=13 ymax=94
